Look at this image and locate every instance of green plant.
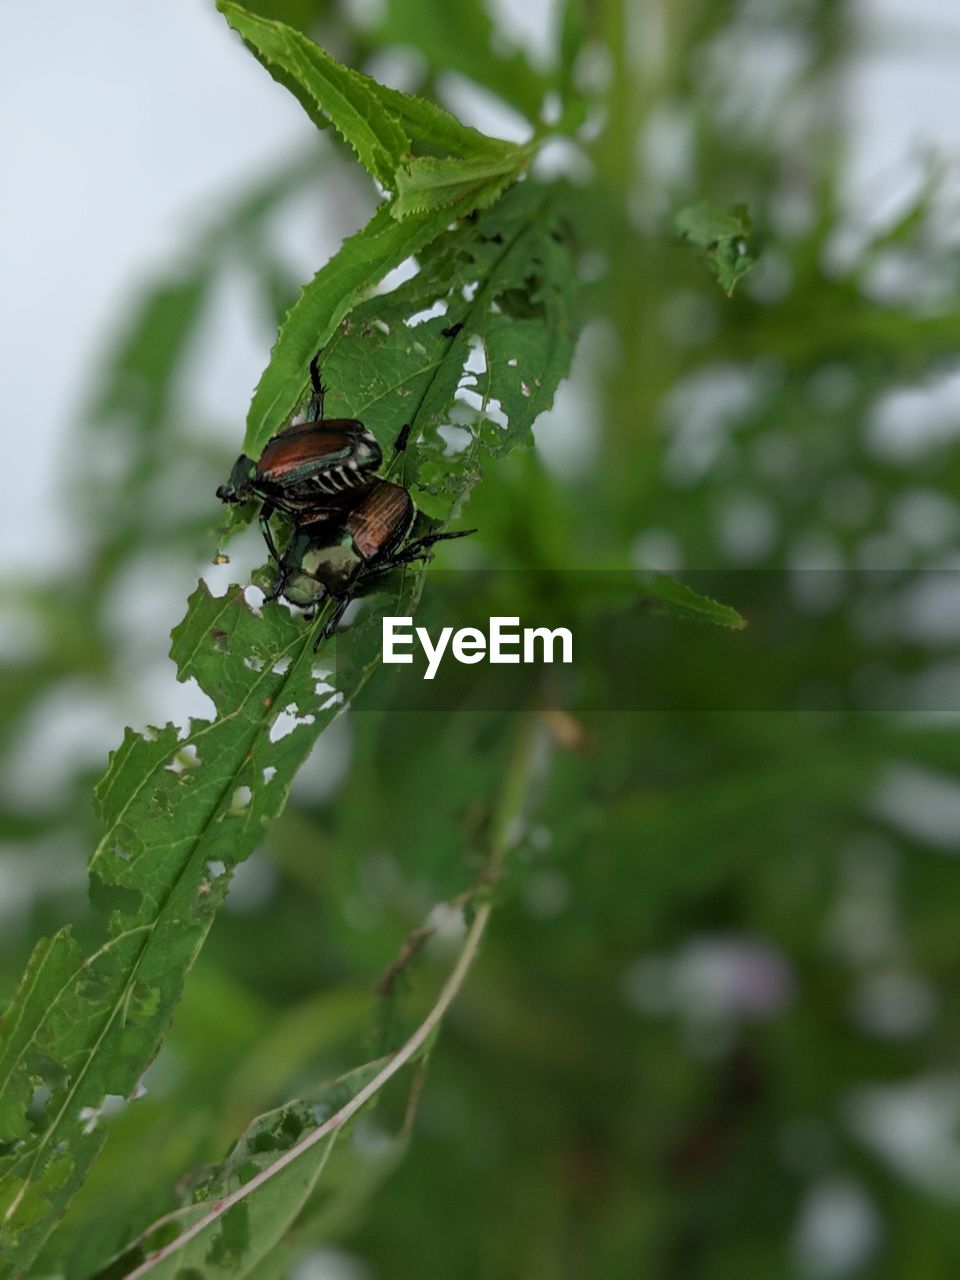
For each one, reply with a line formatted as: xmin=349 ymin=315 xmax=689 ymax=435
xmin=3 ymin=4 xmax=586 ymax=1273
xmin=4 ymin=2 xmax=960 ymax=1277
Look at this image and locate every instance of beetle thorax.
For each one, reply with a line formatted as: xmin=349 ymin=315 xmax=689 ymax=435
xmin=229 ymin=455 xmax=256 ymax=496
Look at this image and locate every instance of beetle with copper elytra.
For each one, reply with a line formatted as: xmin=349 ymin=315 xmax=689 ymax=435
xmin=216 ymin=358 xmax=382 ymax=551
xmin=267 ymin=479 xmax=475 ymax=646
xmin=217 ymin=356 xmax=475 ymax=645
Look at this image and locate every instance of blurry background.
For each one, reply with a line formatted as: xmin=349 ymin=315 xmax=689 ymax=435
xmin=4 ymin=0 xmax=960 ymax=1276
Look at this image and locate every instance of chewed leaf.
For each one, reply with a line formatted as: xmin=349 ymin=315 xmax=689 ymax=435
xmin=218 ymin=2 xmax=409 ymax=188
xmin=89 ymin=1062 xmax=388 ymax=1279
xmin=640 ymin=573 xmax=747 ymax=630
xmin=0 ymin=583 xmax=393 ymax=1273
xmin=317 ymin=181 xmax=581 ymax=500
xmin=0 ymin=19 xmax=581 ymax=1276
xmin=244 ymin=193 xmax=504 ymax=457
xmin=674 ymin=200 xmax=756 ymax=296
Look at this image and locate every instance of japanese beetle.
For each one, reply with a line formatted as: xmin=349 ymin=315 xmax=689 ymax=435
xmin=267 ymin=479 xmax=475 ymax=645
xmin=217 ymin=420 xmax=381 ymax=506
xmin=216 ymin=359 xmax=382 ymax=538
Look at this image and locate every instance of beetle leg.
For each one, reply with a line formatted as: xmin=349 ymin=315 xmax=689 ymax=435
xmin=366 ymin=534 xmax=469 ymax=577
xmin=388 ymin=528 xmax=478 ymax=566
xmin=314 ymin=595 xmax=351 ymax=648
xmin=307 ymin=354 xmax=326 ymax=420
xmin=258 ymin=503 xmax=281 ymax=564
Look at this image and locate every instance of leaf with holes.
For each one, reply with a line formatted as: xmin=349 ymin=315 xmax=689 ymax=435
xmin=218 ymin=0 xmax=531 ymax=457
xmin=88 ymin=1061 xmax=391 ymax=1279
xmin=0 ymin=9 xmax=582 ymax=1270
xmin=241 ymin=192 xmax=513 ymax=459
xmin=317 ymin=181 xmax=581 ymax=512
xmin=0 ymin=177 xmax=580 ymax=1274
xmin=0 ymin=576 xmax=411 ymax=1275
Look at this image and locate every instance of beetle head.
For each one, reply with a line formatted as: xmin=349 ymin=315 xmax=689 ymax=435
xmin=216 ymin=454 xmax=256 ymax=504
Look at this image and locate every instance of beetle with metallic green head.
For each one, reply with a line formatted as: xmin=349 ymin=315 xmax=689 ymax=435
xmin=268 ymin=479 xmax=474 ymax=645
xmin=216 ymin=358 xmax=382 ymax=554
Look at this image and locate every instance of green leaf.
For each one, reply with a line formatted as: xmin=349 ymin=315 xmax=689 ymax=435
xmin=88 ymin=1062 xmax=386 ymax=1279
xmin=674 ymin=200 xmax=756 ymax=296
xmin=0 ymin=176 xmax=580 ymax=1276
xmin=393 ymin=153 xmax=525 ymax=219
xmin=372 ymin=81 xmax=518 ymax=158
xmin=216 ymin=3 xmax=547 ymax=455
xmin=243 ymin=190 xmax=509 ymax=457
xmin=218 ymin=1 xmax=410 ymax=187
xmin=0 ymin=25 xmax=578 ymax=1271
xmin=87 ymin=718 xmax=543 ymax=1278
xmin=0 ymin=929 xmax=84 ymax=1145
xmin=0 ymin=582 xmax=404 ymax=1276
xmin=219 ymin=1 xmax=517 ymax=184
xmin=1 ymin=6 xmax=577 ymax=1257
xmin=640 ymin=574 xmax=747 ymax=630
xmin=316 ymin=182 xmax=581 ymax=495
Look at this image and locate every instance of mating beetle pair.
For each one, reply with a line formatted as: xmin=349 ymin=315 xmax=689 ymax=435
xmin=218 ymin=360 xmax=473 ymax=644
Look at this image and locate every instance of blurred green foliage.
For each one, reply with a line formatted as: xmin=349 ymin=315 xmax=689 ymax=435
xmin=3 ymin=0 xmax=960 ymax=1276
